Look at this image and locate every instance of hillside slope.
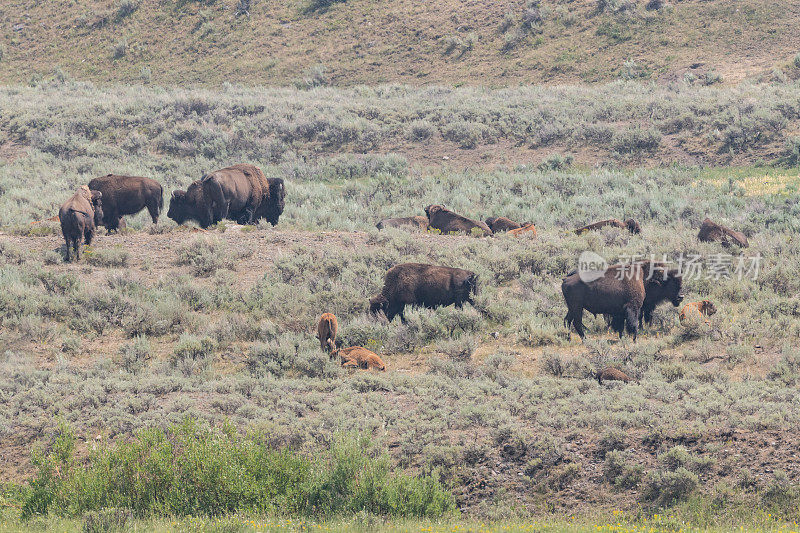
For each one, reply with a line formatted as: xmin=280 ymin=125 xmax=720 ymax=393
xmin=0 ymin=0 xmax=798 ymax=86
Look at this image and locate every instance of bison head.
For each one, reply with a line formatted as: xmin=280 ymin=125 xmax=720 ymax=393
xmin=167 ymin=190 xmax=190 ymax=224
xmin=624 ymin=218 xmax=641 ymax=234
xmin=700 ymin=300 xmax=717 ymax=316
xmin=263 ymin=178 xmax=285 ymax=226
xmin=649 ymin=269 xmax=684 ymax=307
xmin=369 ymin=294 xmax=388 ymax=317
xmin=90 ymin=190 xmax=104 ymax=228
xmin=424 ymin=204 xmax=445 ymax=220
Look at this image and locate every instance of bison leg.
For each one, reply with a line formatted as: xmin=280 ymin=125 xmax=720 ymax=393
xmin=625 ymin=306 xmax=639 ymax=342
xmin=570 ymin=308 xmax=585 ymax=339
xmin=147 ymin=199 xmax=160 ymax=224
xmin=72 ymin=238 xmax=81 ymax=261
xmin=84 ymin=226 xmax=95 ymax=246
xmin=63 ymin=237 xmax=72 ymax=262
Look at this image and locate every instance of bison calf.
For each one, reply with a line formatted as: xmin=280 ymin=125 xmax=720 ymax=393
xmin=507 ymin=223 xmax=537 ymax=238
xmin=334 ymin=346 xmax=386 ymax=371
xmin=697 ymin=218 xmax=748 ymax=248
xmin=370 ymin=263 xmax=478 ymax=323
xmin=575 ymin=218 xmax=641 ymax=235
xmin=316 ymin=313 xmax=338 ymax=355
xmin=87 ymin=174 xmax=163 ymax=232
xmin=59 ymin=186 xmax=103 ymax=262
xmin=679 ymin=300 xmax=717 ymax=325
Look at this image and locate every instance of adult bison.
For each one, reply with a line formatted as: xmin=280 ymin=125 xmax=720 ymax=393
xmin=87 ymin=174 xmax=163 ymax=232
xmin=562 ymin=262 xmax=682 ymax=341
xmin=370 ymin=263 xmax=478 ymax=322
xmin=59 ymin=186 xmax=103 ymax=262
xmin=425 ymin=205 xmax=492 ymax=236
xmin=167 ymin=164 xmax=284 ymax=228
xmin=376 ymin=216 xmax=429 ymax=231
xmin=575 ymin=218 xmax=641 ymax=235
xmin=697 ymin=218 xmax=748 ymax=247
xmin=485 ymin=216 xmax=525 ymax=233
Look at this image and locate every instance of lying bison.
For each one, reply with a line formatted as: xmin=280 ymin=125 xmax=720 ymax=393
xmin=425 ymin=205 xmax=492 ymax=236
xmin=334 ymin=346 xmax=386 ymax=371
xmin=575 ymin=218 xmax=641 ymax=235
xmin=59 ymin=186 xmax=103 ymax=262
xmin=697 ymin=218 xmax=748 ymax=247
xmin=562 ymin=262 xmax=682 ymax=341
xmin=168 ymin=164 xmax=285 ymax=228
xmin=370 ymin=263 xmax=478 ymax=322
xmin=507 ymin=223 xmax=537 ymax=237
xmin=485 ymin=216 xmax=528 ymax=233
xmin=88 ymin=174 xmax=163 ymax=232
xmin=376 ymin=216 xmax=429 ymax=231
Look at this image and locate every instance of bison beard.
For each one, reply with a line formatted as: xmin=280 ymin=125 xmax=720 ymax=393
xmin=370 ymin=263 xmax=478 ymax=323
xmin=87 ymin=174 xmax=163 ymax=232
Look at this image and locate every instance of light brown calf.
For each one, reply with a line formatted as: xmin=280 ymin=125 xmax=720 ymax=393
xmin=316 ymin=313 xmax=338 ymax=355
xmin=679 ymin=300 xmax=717 ymax=325
xmin=507 ymin=223 xmax=537 ymax=237
xmin=334 ymin=346 xmax=386 ymax=371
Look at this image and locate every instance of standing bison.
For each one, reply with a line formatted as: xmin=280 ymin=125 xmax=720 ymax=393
xmin=369 ymin=263 xmax=478 ymax=322
xmin=167 ymin=164 xmax=284 ymax=228
xmin=575 ymin=218 xmax=641 ymax=235
xmin=87 ymin=174 xmax=163 ymax=232
xmin=59 ymin=186 xmax=103 ymax=262
xmin=425 ymin=205 xmax=492 ymax=236
xmin=562 ymin=262 xmax=682 ymax=341
xmin=697 ymin=218 xmax=748 ymax=247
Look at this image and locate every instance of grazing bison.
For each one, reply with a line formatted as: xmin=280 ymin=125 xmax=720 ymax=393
xmin=59 ymin=186 xmax=103 ymax=262
xmin=485 ymin=216 xmax=524 ymax=233
xmin=370 ymin=263 xmax=478 ymax=323
xmin=168 ymin=164 xmax=284 ymax=228
xmin=507 ymin=223 xmax=537 ymax=238
xmin=376 ymin=216 xmax=429 ymax=231
xmin=317 ymin=313 xmax=338 ymax=355
xmin=562 ymin=262 xmax=682 ymax=341
xmin=334 ymin=346 xmax=386 ymax=371
xmin=87 ymin=174 xmax=163 ymax=232
xmin=597 ymin=367 xmax=634 ymax=384
xmin=697 ymin=218 xmax=748 ymax=247
xmin=575 ymin=218 xmax=641 ymax=235
xmin=425 ymin=205 xmax=492 ymax=236
xmin=679 ymin=300 xmax=717 ymax=325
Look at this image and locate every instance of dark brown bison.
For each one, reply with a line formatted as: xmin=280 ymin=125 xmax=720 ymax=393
xmin=425 ymin=205 xmax=492 ymax=236
xmin=562 ymin=262 xmax=682 ymax=341
xmin=485 ymin=216 xmax=523 ymax=233
xmin=697 ymin=218 xmax=748 ymax=247
xmin=640 ymin=262 xmax=685 ymax=327
xmin=597 ymin=367 xmax=634 ymax=384
xmin=334 ymin=346 xmax=386 ymax=371
xmin=87 ymin=174 xmax=163 ymax=232
xmin=575 ymin=218 xmax=641 ymax=235
xmin=316 ymin=313 xmax=338 ymax=355
xmin=59 ymin=186 xmax=103 ymax=262
xmin=168 ymin=164 xmax=284 ymax=228
xmin=376 ymin=216 xmax=429 ymax=231
xmin=370 ymin=263 xmax=478 ymax=323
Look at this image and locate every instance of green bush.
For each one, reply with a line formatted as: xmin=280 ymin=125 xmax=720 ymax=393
xmin=641 ymin=467 xmax=699 ymax=506
xmin=176 ymin=237 xmax=234 ymax=276
xmin=21 ymin=420 xmax=457 ymax=519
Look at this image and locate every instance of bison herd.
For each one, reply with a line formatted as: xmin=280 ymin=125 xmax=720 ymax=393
xmin=56 ymin=162 xmax=741 ymax=371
